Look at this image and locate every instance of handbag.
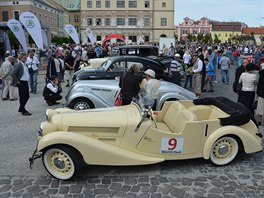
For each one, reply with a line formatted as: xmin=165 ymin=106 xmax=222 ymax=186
xmin=114 ymin=73 xmax=126 ymax=106
xmin=28 ymin=67 xmax=34 ymax=74
xmin=114 ymin=92 xmax=122 ymax=106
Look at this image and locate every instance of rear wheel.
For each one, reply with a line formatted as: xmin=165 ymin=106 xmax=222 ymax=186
xmin=68 ymin=98 xmax=94 ymax=110
xmin=210 ymin=136 xmax=239 ymax=165
xmin=42 ymin=146 xmax=82 ymax=180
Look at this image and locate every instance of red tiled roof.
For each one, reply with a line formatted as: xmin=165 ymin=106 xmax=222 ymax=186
xmin=212 ymin=22 xmax=241 ymax=31
xmin=242 ymin=28 xmax=264 ymax=34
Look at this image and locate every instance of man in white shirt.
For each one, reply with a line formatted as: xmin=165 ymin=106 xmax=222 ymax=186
xmin=26 ymin=51 xmax=39 ymax=94
xmin=190 ymin=53 xmax=203 ymax=98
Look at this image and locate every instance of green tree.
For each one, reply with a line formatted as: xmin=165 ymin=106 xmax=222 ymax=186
xmin=213 ymin=34 xmax=221 ymax=43
xmin=197 ymin=33 xmax=203 ymax=42
xmin=203 ymin=33 xmax=211 ymax=44
xmin=51 ymin=36 xmax=70 ymax=45
xmin=6 ymin=30 xmax=20 ymax=46
xmin=187 ymin=33 xmax=193 ymax=42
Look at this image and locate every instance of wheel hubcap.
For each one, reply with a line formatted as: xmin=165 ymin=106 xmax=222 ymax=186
xmin=218 ymin=145 xmax=229 ymax=156
xmin=54 ymin=157 xmax=65 ymax=169
xmin=75 ymin=102 xmax=89 ymax=110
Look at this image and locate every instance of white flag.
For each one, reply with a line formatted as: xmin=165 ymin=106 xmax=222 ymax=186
xmin=7 ymin=19 xmax=28 ymax=52
xmin=19 ymin=11 xmax=43 ymax=49
xmin=85 ymin=28 xmax=95 ymax=44
xmin=65 ymin=24 xmax=80 ymax=44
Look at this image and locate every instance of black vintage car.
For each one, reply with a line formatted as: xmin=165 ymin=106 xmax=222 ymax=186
xmin=72 ymin=56 xmax=174 ymax=83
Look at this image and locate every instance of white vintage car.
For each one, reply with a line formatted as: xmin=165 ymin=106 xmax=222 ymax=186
xmin=29 ymin=96 xmax=262 ymax=180
xmin=65 ymin=79 xmax=196 ymax=111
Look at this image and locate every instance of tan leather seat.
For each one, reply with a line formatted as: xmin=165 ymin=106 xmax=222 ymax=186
xmin=156 ymin=102 xmax=197 ymax=134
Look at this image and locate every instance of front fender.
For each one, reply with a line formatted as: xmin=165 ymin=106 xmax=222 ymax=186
xmin=203 ymin=126 xmax=262 ymax=159
xmin=38 ymin=132 xmax=164 ymax=166
xmin=67 ymin=92 xmax=110 ymax=109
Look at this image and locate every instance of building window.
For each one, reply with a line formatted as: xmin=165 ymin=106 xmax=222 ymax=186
xmin=129 ymin=36 xmax=137 ymax=42
xmin=96 ymin=18 xmax=102 ymax=25
xmin=182 ymin=30 xmax=188 ymax=34
xmin=105 ymin=0 xmax=110 ymax=8
xmin=162 ymin=2 xmax=166 ymax=7
xmin=87 ymin=18 xmax=93 ymax=25
xmin=13 ymin=11 xmax=19 ymax=20
xmin=97 ymin=35 xmax=101 ymax=41
xmin=145 ymin=1 xmax=150 ymax=8
xmin=193 ymin=30 xmax=198 ymax=34
xmin=87 ymin=0 xmax=92 ymax=8
xmin=117 ymin=0 xmax=125 ymax=8
xmin=202 ymin=29 xmax=208 ymax=34
xmin=225 ymin=33 xmax=228 ymax=37
xmin=128 ymin=17 xmax=137 ymax=26
xmin=34 ymin=12 xmax=37 ymax=16
xmin=116 ymin=18 xmax=125 ymax=25
xmin=105 ymin=18 xmax=111 ymax=26
xmin=39 ymin=13 xmax=42 ymax=22
xmin=218 ymin=33 xmax=221 ymax=37
xmin=2 ymin=11 xmax=9 ymax=21
xmin=161 ymin=18 xmax=167 ymax=26
xmin=96 ymin=1 xmax=101 ymax=8
xmin=45 ymin=15 xmax=48 ymax=24
xmin=129 ymin=1 xmax=137 ymax=8
xmin=144 ymin=17 xmax=150 ymax=26
xmin=74 ymin=15 xmax=79 ymax=22
xmin=145 ymin=36 xmax=149 ymax=42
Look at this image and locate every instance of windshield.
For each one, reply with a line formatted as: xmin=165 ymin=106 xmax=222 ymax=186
xmin=99 ymin=60 xmax=113 ymax=71
xmin=132 ymin=91 xmax=155 ymax=113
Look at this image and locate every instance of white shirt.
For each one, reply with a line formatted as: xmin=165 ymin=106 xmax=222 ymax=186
xmin=143 ymin=79 xmax=161 ymax=99
xmin=192 ymin=59 xmax=203 ymax=73
xmin=47 ymin=82 xmax=59 ymax=93
xmin=26 ymin=56 xmax=39 ymax=71
xmin=183 ymin=53 xmax=191 ymax=64
xmin=20 ymin=62 xmax=30 ymax=81
xmin=239 ymin=72 xmax=256 ymax=92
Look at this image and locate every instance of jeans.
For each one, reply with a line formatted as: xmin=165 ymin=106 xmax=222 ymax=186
xmin=184 ymin=75 xmax=192 ymax=88
xmin=221 ymin=70 xmax=229 ymax=84
xmin=29 ymin=70 xmax=38 ymax=93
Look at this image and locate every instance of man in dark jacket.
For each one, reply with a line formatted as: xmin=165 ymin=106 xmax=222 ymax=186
xmin=10 ymin=52 xmax=31 ymax=116
xmin=233 ymin=58 xmax=248 ymax=101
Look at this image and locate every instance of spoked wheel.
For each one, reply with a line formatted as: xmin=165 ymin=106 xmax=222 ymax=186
xmin=210 ymin=136 xmax=239 ymax=165
xmin=42 ymin=146 xmax=81 ymax=180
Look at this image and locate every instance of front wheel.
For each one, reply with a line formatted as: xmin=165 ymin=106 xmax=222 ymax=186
xmin=209 ymin=136 xmax=239 ymax=166
xmin=42 ymin=146 xmax=82 ymax=180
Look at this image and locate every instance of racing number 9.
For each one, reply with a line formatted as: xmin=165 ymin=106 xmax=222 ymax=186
xmin=168 ymin=138 xmax=177 ymax=150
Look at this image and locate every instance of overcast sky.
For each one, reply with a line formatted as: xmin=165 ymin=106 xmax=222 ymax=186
xmin=174 ymin=0 xmax=264 ymax=27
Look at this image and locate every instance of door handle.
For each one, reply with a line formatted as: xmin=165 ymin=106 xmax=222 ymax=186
xmin=144 ymin=136 xmax=152 ymax=141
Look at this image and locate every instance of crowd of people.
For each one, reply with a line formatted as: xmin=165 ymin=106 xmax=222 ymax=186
xmin=1 ymin=41 xmax=264 ymax=124
xmin=163 ymin=42 xmax=264 ymax=127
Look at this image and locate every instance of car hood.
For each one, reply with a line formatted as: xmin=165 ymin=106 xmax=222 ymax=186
xmin=55 ymin=105 xmax=140 ymax=133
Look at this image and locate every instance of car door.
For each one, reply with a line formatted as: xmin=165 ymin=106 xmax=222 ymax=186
xmin=137 ymin=122 xmax=205 ymax=158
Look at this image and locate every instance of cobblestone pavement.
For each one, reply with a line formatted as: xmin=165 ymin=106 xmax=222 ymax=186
xmin=0 ymin=66 xmax=263 ymax=198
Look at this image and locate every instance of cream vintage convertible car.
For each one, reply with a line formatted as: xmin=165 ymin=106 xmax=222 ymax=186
xmin=29 ymin=96 xmax=262 ymax=180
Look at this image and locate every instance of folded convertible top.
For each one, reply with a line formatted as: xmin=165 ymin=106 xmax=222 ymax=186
xmin=193 ymin=97 xmax=253 ymax=126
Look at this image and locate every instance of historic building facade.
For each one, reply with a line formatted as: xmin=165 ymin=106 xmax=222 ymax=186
xmin=80 ymin=0 xmax=175 ymax=44
xmin=175 ymin=17 xmax=212 ymax=41
xmin=211 ymin=22 xmax=243 ymax=43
